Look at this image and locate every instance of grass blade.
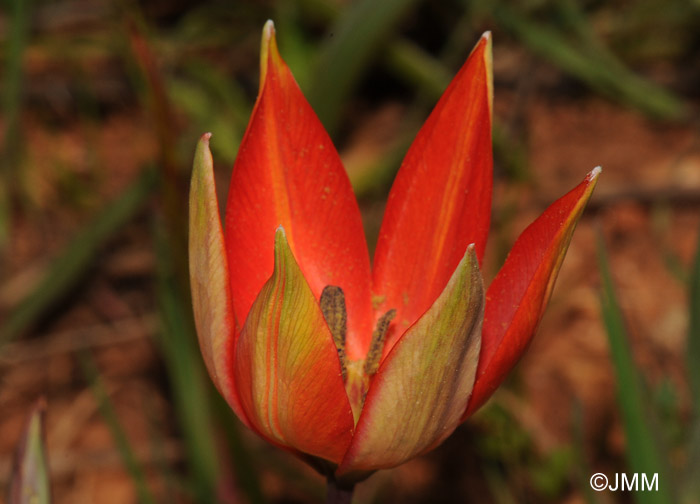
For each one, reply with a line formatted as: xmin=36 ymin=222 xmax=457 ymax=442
xmin=0 ymin=0 xmax=32 ymax=248
xmin=154 ymin=221 xmax=219 ymax=503
xmin=684 ymin=222 xmax=700 ymax=500
xmin=211 ymin=393 xmax=266 ymax=504
xmin=0 ymin=168 xmax=156 ymax=348
xmin=688 ymin=222 xmax=700 ymax=414
xmin=8 ymin=399 xmax=51 ymax=504
xmin=308 ymin=0 xmax=423 ymax=134
xmin=79 ymin=354 xmax=157 ymax=504
xmin=492 ymin=3 xmax=685 ymax=120
xmin=597 ymin=233 xmax=673 ymax=504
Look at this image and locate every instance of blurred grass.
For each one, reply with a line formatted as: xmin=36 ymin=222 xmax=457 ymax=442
xmin=0 ymin=168 xmax=156 ymax=347
xmin=492 ymin=1 xmax=686 ymax=120
xmin=689 ymin=221 xmax=700 ymax=416
xmin=597 ymin=224 xmax=700 ymax=504
xmin=597 ymin=233 xmax=675 ymax=504
xmin=1 ymin=1 xmax=697 ymax=502
xmin=685 ymin=222 xmax=700 ymax=503
xmin=307 ymin=0 xmax=422 ymax=135
xmin=80 ymin=353 xmax=157 ymax=504
xmin=155 ymin=224 xmax=219 ymax=503
xmin=0 ymin=0 xmax=32 ymax=250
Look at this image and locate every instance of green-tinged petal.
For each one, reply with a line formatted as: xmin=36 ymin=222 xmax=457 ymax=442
xmin=9 ymin=399 xmax=51 ymax=504
xmin=338 ymin=245 xmax=484 ymax=477
xmin=234 ymin=229 xmax=355 ymax=464
xmin=189 ymin=133 xmax=248 ymax=426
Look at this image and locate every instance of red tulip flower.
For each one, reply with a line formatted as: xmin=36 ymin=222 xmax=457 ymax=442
xmin=189 ymin=20 xmax=599 ymax=495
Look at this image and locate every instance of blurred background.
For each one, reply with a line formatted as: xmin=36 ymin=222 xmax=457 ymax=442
xmin=1 ymin=0 xmax=699 ymax=502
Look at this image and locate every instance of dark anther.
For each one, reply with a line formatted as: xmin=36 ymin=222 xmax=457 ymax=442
xmin=320 ymin=285 xmax=347 ymax=380
xmin=363 ymin=309 xmax=396 ymax=376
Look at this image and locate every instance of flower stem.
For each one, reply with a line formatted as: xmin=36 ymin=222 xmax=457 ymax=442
xmin=326 ymin=479 xmax=354 ymax=504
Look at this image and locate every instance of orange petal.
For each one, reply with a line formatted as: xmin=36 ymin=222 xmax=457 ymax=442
xmin=372 ymin=33 xmax=493 ymax=357
xmin=189 ymin=133 xmax=249 ymax=425
xmin=338 ymin=245 xmax=483 ymax=476
xmin=464 ymin=167 xmax=601 ymax=418
xmin=234 ymin=229 xmax=354 ymax=464
xmin=225 ymin=21 xmax=373 ymax=360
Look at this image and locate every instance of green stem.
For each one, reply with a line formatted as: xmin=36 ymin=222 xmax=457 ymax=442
xmin=326 ymin=479 xmax=354 ymax=504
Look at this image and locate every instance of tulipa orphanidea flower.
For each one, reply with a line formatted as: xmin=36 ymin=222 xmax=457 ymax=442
xmin=189 ymin=20 xmax=600 ymax=493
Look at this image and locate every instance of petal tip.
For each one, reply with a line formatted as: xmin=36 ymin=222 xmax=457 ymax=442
xmin=482 ymin=34 xmax=494 ymax=118
xmin=263 ymin=19 xmax=275 ymax=38
xmin=589 ymin=166 xmax=602 ymax=181
xmin=259 ymin=20 xmax=280 ymax=90
xmin=274 ymin=226 xmax=292 ymax=267
xmin=198 ymin=132 xmax=212 ymax=149
xmin=193 ymin=133 xmax=214 ymax=181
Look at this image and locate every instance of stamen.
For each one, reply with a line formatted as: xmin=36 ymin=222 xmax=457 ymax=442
xmin=363 ymin=309 xmax=396 ymax=376
xmin=320 ymin=285 xmax=347 ymax=380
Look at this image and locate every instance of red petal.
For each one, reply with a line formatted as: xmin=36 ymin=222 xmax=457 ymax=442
xmin=225 ymin=22 xmax=373 ymax=360
xmin=464 ymin=167 xmax=601 ymax=418
xmin=234 ymin=229 xmax=354 ymax=463
xmin=372 ymin=33 xmax=493 ymax=356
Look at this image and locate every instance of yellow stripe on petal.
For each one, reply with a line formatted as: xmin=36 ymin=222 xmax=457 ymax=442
xmin=235 ymin=229 xmax=354 ymax=464
xmin=338 ymin=245 xmax=484 ymax=476
xmin=189 ymin=133 xmax=248 ymax=425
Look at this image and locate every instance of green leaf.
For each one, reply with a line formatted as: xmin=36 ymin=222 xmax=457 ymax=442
xmin=597 ymin=233 xmax=674 ymax=504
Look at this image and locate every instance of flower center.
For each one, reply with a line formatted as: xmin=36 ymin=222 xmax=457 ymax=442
xmin=320 ymin=285 xmax=395 ymax=423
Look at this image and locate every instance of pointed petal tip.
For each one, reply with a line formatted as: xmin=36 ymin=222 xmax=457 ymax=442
xmin=193 ymin=133 xmax=214 ymax=179
xmin=274 ymin=226 xmax=289 ymax=252
xmin=195 ymin=133 xmax=212 ymax=154
xmin=589 ymin=166 xmax=602 ymax=181
xmin=235 ymin=214 xmax=354 ymax=463
xmin=481 ymin=31 xmax=492 ymax=41
xmin=263 ymin=19 xmax=275 ymax=37
xmin=259 ymin=20 xmax=280 ymax=89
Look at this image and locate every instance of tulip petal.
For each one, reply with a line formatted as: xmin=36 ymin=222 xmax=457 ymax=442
xmin=464 ymin=167 xmax=601 ymax=418
xmin=235 ymin=228 xmax=354 ymax=464
xmin=225 ymin=21 xmax=373 ymax=360
xmin=189 ymin=133 xmax=249 ymax=425
xmin=338 ymin=245 xmax=484 ymax=475
xmin=372 ymin=33 xmax=493 ymax=356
